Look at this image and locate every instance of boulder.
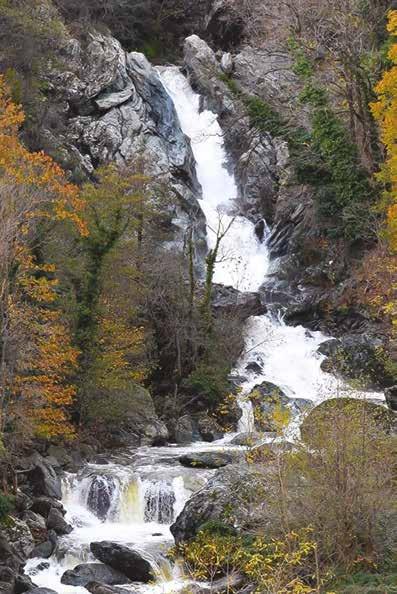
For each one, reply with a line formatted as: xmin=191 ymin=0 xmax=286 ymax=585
xmin=196 ymin=414 xmax=223 ymax=442
xmin=301 ymin=398 xmax=396 ymax=447
xmin=385 ymin=385 xmax=397 ymax=411
xmin=23 ymin=512 xmax=46 ymax=532
xmin=248 ymin=381 xmax=311 ymax=432
xmin=61 ymin=564 xmax=131 ymax=587
xmin=46 ymin=446 xmax=72 ymax=469
xmin=2 ymin=518 xmax=34 ymax=559
xmin=90 ymin=542 xmax=155 ymax=583
xmin=171 ymin=465 xmax=267 ymax=543
xmin=230 ymin=433 xmax=263 ymax=446
xmin=29 ymin=531 xmax=57 ymax=560
xmin=179 ymin=452 xmax=235 ymax=469
xmin=30 ymin=497 xmax=65 ymax=519
xmin=318 ymin=334 xmax=393 ymax=390
xmin=14 ymin=574 xmax=36 ymax=594
xmin=26 ymin=454 xmax=62 ymax=500
xmin=174 ymin=415 xmax=197 ymax=444
xmin=211 ymin=285 xmax=267 ymax=320
xmin=0 ymin=535 xmax=23 ymax=571
xmin=46 ymin=508 xmax=73 ymax=536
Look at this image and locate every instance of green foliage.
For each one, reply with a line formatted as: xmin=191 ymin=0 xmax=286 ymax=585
xmin=198 ymin=519 xmax=237 ymax=537
xmin=331 ymin=571 xmax=397 ymax=593
xmin=243 ymin=95 xmax=286 ymax=137
xmin=0 ymin=492 xmax=14 ymax=523
xmin=184 ymin=363 xmax=231 ymax=408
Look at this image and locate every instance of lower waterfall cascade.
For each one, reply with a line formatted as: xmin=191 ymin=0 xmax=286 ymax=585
xmin=24 ymin=67 xmax=384 ymax=593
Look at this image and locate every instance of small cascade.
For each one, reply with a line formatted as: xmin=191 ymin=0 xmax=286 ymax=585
xmin=144 ymin=480 xmax=176 ymax=524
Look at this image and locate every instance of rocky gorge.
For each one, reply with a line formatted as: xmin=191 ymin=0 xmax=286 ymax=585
xmin=1 ymin=1 xmax=396 ymax=593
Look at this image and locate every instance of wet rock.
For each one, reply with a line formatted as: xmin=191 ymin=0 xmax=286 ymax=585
xmin=230 ymin=433 xmax=263 ymax=446
xmin=26 ymin=454 xmax=62 ymax=500
xmin=14 ymin=574 xmax=36 ymax=594
xmin=171 ymin=465 xmax=267 ymax=543
xmin=61 ymin=564 xmax=131 ymax=587
xmin=85 ymin=582 xmax=131 ymax=594
xmin=87 ymin=476 xmax=116 ymax=521
xmin=179 ymin=452 xmax=235 ymax=469
xmin=211 ymin=284 xmax=267 ymax=320
xmin=25 ymin=589 xmax=58 ymax=594
xmin=46 ymin=508 xmax=73 ymax=536
xmin=90 ymin=542 xmax=155 ymax=583
xmin=385 ymin=386 xmax=397 ymax=411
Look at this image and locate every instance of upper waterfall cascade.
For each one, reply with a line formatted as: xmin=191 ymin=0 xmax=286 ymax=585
xmin=25 ymin=67 xmax=384 ymax=593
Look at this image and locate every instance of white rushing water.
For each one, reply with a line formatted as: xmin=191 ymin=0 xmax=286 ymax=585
xmin=25 ymin=66 xmax=383 ymax=593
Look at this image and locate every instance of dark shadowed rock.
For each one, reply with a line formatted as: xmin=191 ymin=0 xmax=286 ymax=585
xmin=385 ymin=385 xmax=397 ymax=411
xmin=90 ymin=542 xmax=155 ymax=583
xmin=14 ymin=574 xmax=36 ymax=594
xmin=29 ymin=531 xmax=57 ymax=560
xmin=87 ymin=476 xmax=116 ymax=521
xmin=174 ymin=415 xmax=197 ymax=444
xmin=26 ymin=454 xmax=62 ymax=500
xmin=61 ymin=564 xmax=131 ymax=587
xmin=46 ymin=508 xmax=73 ymax=536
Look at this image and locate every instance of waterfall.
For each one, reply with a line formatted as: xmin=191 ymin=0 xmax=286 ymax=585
xmin=25 ymin=65 xmax=384 ymax=594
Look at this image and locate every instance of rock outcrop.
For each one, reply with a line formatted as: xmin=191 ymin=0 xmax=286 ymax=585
xmin=45 ymin=32 xmax=206 ymax=255
xmin=61 ymin=564 xmax=131 ymax=587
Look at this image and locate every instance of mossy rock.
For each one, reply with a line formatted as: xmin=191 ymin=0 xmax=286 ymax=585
xmin=301 ymin=398 xmax=396 ymax=447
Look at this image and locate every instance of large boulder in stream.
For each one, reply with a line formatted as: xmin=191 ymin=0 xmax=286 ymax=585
xmin=90 ymin=542 xmax=155 ymax=583
xmin=211 ymin=285 xmax=267 ymax=320
xmin=179 ymin=451 xmax=237 ymax=469
xmin=248 ymin=381 xmax=311 ymax=432
xmin=301 ymin=398 xmax=396 ymax=447
xmin=61 ymin=564 xmax=131 ymax=587
xmin=171 ymin=465 xmax=267 ymax=543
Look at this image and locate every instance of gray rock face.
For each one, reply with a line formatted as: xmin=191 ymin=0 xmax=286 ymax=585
xmin=61 ymin=564 xmax=131 ymax=587
xmin=2 ymin=519 xmax=34 ymax=559
xmin=90 ymin=542 xmax=155 ymax=583
xmin=46 ymin=32 xmax=206 ymax=251
xmin=171 ymin=464 xmax=267 ymax=543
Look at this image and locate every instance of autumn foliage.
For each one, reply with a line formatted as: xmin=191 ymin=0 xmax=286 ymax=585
xmin=0 ymin=76 xmax=86 ymax=443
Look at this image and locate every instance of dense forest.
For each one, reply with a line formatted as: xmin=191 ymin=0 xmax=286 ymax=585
xmin=0 ymin=1 xmax=396 ymax=593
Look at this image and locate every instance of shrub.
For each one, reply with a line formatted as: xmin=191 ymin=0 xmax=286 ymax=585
xmin=0 ymin=492 xmax=14 ymax=523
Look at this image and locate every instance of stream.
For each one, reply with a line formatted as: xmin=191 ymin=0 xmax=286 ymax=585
xmin=24 ymin=67 xmax=383 ymax=594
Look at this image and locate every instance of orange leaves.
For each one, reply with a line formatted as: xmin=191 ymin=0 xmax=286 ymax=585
xmin=0 ymin=75 xmax=87 ymax=237
xmin=370 ymin=11 xmax=397 ymax=251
